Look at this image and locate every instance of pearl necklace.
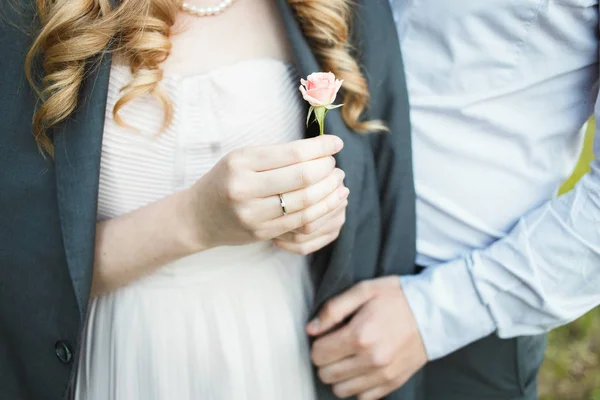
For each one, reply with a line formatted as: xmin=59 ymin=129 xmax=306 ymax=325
xmin=181 ymin=0 xmax=235 ymax=17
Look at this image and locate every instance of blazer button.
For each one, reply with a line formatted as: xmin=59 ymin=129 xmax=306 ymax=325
xmin=55 ymin=341 xmax=73 ymax=364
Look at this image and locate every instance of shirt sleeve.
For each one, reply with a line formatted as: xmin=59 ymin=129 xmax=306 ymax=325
xmin=402 ymin=99 xmax=600 ymax=361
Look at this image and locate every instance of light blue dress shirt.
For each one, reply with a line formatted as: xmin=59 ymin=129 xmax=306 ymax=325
xmin=390 ymin=0 xmax=600 ymax=360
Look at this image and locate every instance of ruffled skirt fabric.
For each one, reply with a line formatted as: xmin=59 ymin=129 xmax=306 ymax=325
xmin=75 ymin=243 xmax=316 ymax=400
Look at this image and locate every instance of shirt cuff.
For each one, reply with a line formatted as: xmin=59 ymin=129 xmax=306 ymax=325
xmin=400 ymin=257 xmax=497 ymax=360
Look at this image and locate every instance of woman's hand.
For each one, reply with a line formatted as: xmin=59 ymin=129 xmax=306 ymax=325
xmin=273 ymin=194 xmax=347 ymax=255
xmin=184 ymin=135 xmax=349 ymax=251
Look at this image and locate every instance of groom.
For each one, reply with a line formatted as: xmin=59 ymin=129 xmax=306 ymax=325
xmin=310 ymin=1 xmax=600 ymax=399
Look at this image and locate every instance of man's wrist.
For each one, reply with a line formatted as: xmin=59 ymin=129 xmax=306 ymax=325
xmin=400 ymin=257 xmax=497 ymax=360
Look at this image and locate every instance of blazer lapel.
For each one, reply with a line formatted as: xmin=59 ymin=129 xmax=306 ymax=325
xmin=276 ymin=0 xmax=365 ymax=311
xmin=53 ymin=52 xmax=113 ymax=317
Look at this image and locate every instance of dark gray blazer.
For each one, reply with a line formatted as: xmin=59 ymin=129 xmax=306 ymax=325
xmin=0 ymin=1 xmax=417 ymax=399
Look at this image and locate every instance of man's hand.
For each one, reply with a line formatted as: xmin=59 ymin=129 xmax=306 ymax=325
xmin=307 ymin=277 xmax=427 ymax=400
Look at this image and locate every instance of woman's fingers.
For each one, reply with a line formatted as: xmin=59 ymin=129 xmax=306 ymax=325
xmin=257 ymin=169 xmax=345 ymax=220
xmin=294 ymin=198 xmax=347 ymax=235
xmin=248 ymin=135 xmax=344 ymax=171
xmin=273 ymin=232 xmax=339 ymax=256
xmin=278 ymin=200 xmax=347 ymax=242
xmin=253 ymin=156 xmax=337 ymax=197
xmin=259 ymin=185 xmax=350 ymax=239
xmin=272 ymin=200 xmax=346 ymax=255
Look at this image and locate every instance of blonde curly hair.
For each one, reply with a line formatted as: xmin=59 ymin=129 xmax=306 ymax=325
xmin=27 ymin=0 xmax=385 ymax=156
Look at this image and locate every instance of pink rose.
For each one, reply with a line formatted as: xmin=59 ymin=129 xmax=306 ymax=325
xmin=299 ymin=72 xmax=343 ymax=108
xmin=299 ymin=72 xmax=344 ymax=135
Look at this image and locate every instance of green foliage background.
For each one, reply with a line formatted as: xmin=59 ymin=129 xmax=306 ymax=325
xmin=539 ymin=121 xmax=600 ymax=400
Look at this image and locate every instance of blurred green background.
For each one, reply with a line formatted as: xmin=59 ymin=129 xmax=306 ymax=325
xmin=539 ymin=120 xmax=600 ymax=400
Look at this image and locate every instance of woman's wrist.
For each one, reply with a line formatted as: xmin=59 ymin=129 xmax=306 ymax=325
xmin=175 ymin=187 xmax=212 ymax=254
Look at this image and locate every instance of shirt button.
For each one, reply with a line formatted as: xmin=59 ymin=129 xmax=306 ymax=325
xmin=55 ymin=341 xmax=73 ymax=364
xmin=210 ymin=142 xmax=221 ymax=155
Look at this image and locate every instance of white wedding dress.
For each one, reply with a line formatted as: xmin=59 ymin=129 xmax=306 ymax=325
xmin=74 ymin=57 xmax=317 ymax=400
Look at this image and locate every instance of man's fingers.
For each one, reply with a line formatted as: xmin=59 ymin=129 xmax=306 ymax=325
xmin=332 ymin=355 xmax=407 ymax=400
xmin=311 ymin=303 xmax=379 ymax=367
xmin=249 ymin=135 xmax=344 ymax=171
xmin=307 ymin=281 xmax=376 ymax=336
xmin=318 ymin=355 xmax=371 ymax=385
xmin=331 ymin=370 xmax=387 ymax=399
xmin=357 ymin=382 xmax=403 ymax=400
xmin=311 ymin=325 xmax=357 ymax=367
xmin=356 ymin=360 xmax=409 ymax=400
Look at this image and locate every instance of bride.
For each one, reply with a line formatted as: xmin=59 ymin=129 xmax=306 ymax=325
xmin=5 ymin=0 xmax=414 ymax=398
xmin=74 ymin=1 xmax=350 ymax=398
